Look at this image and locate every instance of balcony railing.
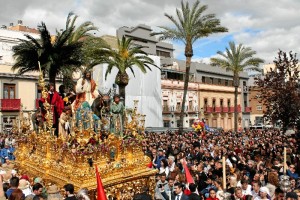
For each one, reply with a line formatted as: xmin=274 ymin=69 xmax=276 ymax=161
xmin=222 ymin=107 xmax=229 ymax=113
xmin=0 ymin=99 xmax=21 ymax=111
xmin=214 ymin=107 xmax=221 ymax=113
xmin=229 ymin=105 xmax=242 ymax=113
xmin=244 ymin=107 xmax=252 ymax=113
xmin=204 ymin=106 xmax=212 ymax=113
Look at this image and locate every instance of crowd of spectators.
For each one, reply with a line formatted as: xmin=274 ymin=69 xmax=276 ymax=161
xmin=0 ymin=128 xmax=299 ymax=200
xmin=141 ymin=129 xmax=300 ymax=200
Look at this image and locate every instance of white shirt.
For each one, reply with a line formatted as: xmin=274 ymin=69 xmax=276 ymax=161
xmin=176 ymin=192 xmax=183 ymax=200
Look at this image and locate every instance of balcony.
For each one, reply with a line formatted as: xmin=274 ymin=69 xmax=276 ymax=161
xmin=204 ymin=106 xmax=212 ymax=113
xmin=222 ymin=107 xmax=229 ymax=113
xmin=163 ymin=105 xmax=173 ymax=113
xmin=244 ymin=107 xmax=252 ymax=113
xmin=229 ymin=105 xmax=242 ymax=113
xmin=214 ymin=107 xmax=221 ymax=113
xmin=0 ymin=99 xmax=21 ymax=111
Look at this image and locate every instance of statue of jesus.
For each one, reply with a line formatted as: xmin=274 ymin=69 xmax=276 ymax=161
xmin=73 ymin=71 xmax=99 ymax=111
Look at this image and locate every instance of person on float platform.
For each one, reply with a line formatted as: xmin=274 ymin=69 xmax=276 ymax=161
xmin=39 ymin=83 xmax=64 ymax=137
xmin=73 ymin=71 xmax=99 ymax=111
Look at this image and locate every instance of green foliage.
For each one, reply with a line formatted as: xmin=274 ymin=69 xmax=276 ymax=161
xmin=255 ymin=51 xmax=300 ymax=130
xmin=210 ymin=41 xmax=264 ymax=80
xmin=102 ymin=36 xmax=158 ymax=80
xmin=152 ymin=0 xmax=228 ymax=131
xmin=12 ymin=22 xmax=83 ymax=85
xmin=152 ymin=0 xmax=228 ymax=56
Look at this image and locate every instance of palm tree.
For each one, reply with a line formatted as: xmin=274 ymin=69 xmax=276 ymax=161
xmin=59 ymin=12 xmax=100 ymax=91
xmin=210 ymin=41 xmax=264 ymax=132
xmin=102 ymin=36 xmax=158 ymax=104
xmin=152 ymin=0 xmax=228 ymax=132
xmin=12 ymin=22 xmax=83 ymax=87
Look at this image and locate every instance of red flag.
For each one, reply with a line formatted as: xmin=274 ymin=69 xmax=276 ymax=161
xmin=182 ymin=160 xmax=194 ymax=184
xmin=146 ymin=161 xmax=153 ymax=168
xmin=95 ymin=165 xmax=107 ymax=200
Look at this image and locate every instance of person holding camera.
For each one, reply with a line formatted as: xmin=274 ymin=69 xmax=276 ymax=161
xmin=155 ymin=173 xmax=170 ymax=200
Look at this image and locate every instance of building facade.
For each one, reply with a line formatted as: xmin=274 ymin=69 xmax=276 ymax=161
xmin=0 ymin=23 xmax=63 ymax=133
xmin=160 ymin=61 xmax=250 ymax=130
xmin=116 ymin=24 xmax=251 ymax=130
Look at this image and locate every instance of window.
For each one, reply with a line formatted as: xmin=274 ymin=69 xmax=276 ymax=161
xmin=189 ymin=119 xmax=194 ymax=127
xmin=204 ymin=98 xmax=208 ymax=107
xmin=220 ymin=99 xmax=223 ymax=107
xmin=218 ymin=79 xmax=221 ymax=85
xmin=2 ymin=116 xmax=16 ymax=134
xmin=212 ymin=99 xmax=216 ymax=111
xmin=176 ymin=120 xmax=181 ymax=127
xmin=163 ymin=121 xmax=170 ymax=128
xmin=156 ymin=50 xmax=171 ymax=57
xmin=202 ymin=76 xmax=206 ymax=83
xmin=210 ymin=77 xmax=214 ymax=84
xmin=176 ymin=102 xmax=181 ymax=111
xmin=163 ymin=100 xmax=168 ymax=111
xmin=37 ymin=85 xmax=42 ymax=99
xmin=225 ymin=80 xmax=229 ymax=86
xmin=3 ymin=84 xmax=16 ymax=99
xmin=256 ymin=105 xmax=262 ymax=111
xmin=227 ymin=99 xmax=231 ymax=107
xmin=189 ymin=100 xmax=193 ymax=111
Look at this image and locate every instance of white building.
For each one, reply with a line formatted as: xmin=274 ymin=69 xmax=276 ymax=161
xmin=0 ymin=28 xmax=41 ymax=132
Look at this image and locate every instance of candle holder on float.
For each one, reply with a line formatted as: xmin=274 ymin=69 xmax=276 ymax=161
xmin=13 ymin=62 xmax=157 ymax=200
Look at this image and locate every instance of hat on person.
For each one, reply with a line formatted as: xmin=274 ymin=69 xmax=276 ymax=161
xmin=47 ymin=184 xmax=60 ymax=194
xmin=260 ymin=187 xmax=270 ymax=195
xmin=286 ymin=192 xmax=298 ymax=200
xmin=34 ymin=177 xmax=43 ymax=184
xmin=18 ymin=179 xmax=33 ymax=197
xmin=11 ymin=169 xmax=17 ymax=175
xmin=20 ymin=175 xmax=30 ymax=182
xmin=18 ymin=179 xmax=30 ymax=190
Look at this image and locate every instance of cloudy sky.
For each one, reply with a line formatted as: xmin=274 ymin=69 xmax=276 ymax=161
xmin=1 ymin=0 xmax=299 ymax=64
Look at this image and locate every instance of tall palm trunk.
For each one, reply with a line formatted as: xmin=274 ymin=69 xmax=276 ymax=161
xmin=115 ymin=71 xmax=129 ymax=105
xmin=63 ymin=73 xmax=75 ymax=92
xmin=179 ymin=42 xmax=193 ymax=134
xmin=233 ymin=76 xmax=239 ymax=133
xmin=49 ymin=69 xmax=56 ymax=88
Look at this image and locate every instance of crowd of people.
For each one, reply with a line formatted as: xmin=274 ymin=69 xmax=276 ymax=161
xmin=140 ymin=128 xmax=300 ymax=200
xmin=0 ymin=125 xmax=299 ymax=200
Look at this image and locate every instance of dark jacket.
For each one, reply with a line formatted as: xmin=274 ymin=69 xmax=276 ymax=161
xmin=133 ymin=192 xmax=152 ymax=200
xmin=65 ymin=195 xmax=77 ymax=200
xmin=161 ymin=191 xmax=189 ymax=200
xmin=189 ymin=193 xmax=202 ymax=200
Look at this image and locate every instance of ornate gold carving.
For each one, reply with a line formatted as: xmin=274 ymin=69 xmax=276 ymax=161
xmin=14 ymin=63 xmax=157 ymax=199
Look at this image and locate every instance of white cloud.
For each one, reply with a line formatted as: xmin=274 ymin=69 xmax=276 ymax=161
xmin=0 ymin=0 xmax=300 ymax=63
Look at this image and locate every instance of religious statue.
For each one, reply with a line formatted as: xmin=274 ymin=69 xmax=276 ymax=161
xmin=39 ymin=83 xmax=64 ymax=137
xmin=73 ymin=71 xmax=99 ymax=111
xmin=59 ymin=107 xmax=72 ymax=139
xmin=76 ymin=101 xmax=100 ymax=130
xmin=110 ymin=95 xmax=125 ymax=137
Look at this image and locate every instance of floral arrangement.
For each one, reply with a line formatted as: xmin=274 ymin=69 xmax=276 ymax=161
xmin=192 ymin=119 xmax=205 ymax=132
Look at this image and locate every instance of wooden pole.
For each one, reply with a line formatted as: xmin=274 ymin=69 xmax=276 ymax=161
xmin=222 ymin=156 xmax=226 ymax=190
xmin=283 ymin=147 xmax=286 ymax=175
